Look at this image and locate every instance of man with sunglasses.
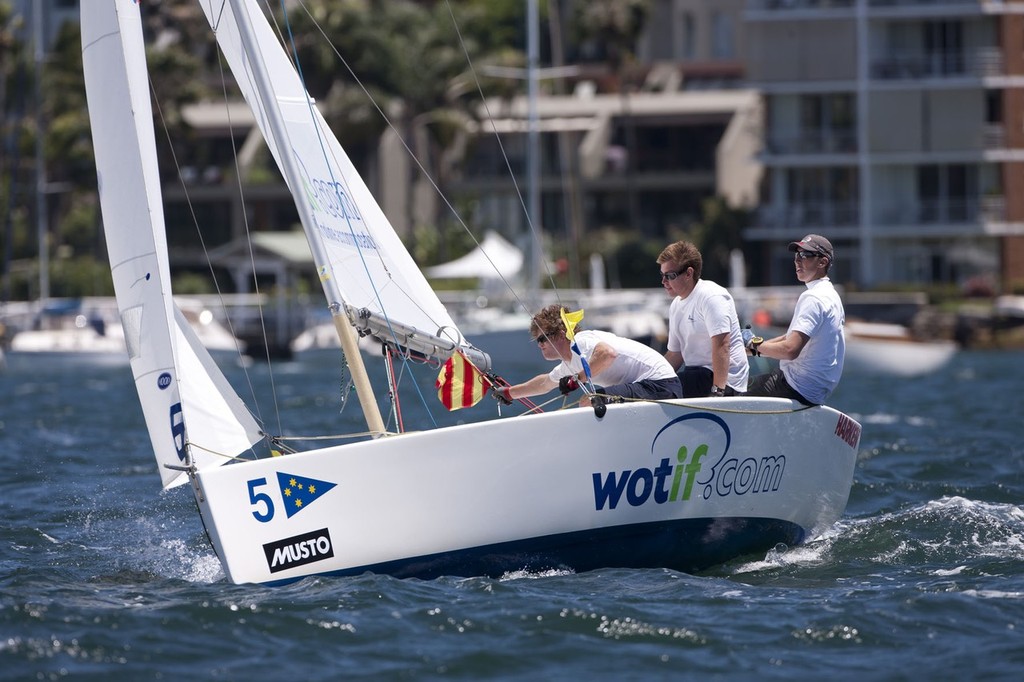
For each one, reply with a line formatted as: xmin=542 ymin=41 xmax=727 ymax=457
xmin=656 ymin=241 xmax=749 ymax=398
xmin=491 ymin=304 xmax=681 ymax=408
xmin=745 ymin=234 xmax=845 ymax=405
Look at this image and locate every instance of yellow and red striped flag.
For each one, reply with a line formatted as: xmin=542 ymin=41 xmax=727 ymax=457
xmin=436 ymin=351 xmax=493 ymax=411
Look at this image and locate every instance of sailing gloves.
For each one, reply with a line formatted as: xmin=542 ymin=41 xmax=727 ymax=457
xmin=491 ymin=385 xmax=513 ymax=405
xmin=742 ymin=326 xmax=763 ymax=357
xmin=558 ymin=376 xmax=580 ymax=395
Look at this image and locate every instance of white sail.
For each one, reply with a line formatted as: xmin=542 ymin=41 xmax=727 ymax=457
xmin=198 ymin=0 xmax=469 ymax=359
xmin=82 ymin=0 xmax=263 ymax=489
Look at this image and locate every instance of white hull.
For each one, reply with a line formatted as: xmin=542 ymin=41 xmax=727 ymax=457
xmin=8 ymin=298 xmax=245 ymax=365
xmin=195 ymin=398 xmax=860 ymax=584
xmin=10 ymin=325 xmax=127 ymax=355
xmin=844 ymin=321 xmax=956 ymax=377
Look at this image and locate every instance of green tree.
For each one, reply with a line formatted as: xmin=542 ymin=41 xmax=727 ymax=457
xmin=1 ymin=0 xmax=32 ymax=295
xmin=286 ymin=0 xmax=526 ymax=254
xmin=137 ymin=0 xmax=211 ymax=177
xmin=688 ymin=196 xmax=749 ymax=286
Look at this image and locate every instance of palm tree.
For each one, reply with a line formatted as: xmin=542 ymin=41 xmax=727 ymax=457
xmin=285 ymin=0 xmax=525 ymax=257
xmin=1 ymin=0 xmax=29 ymax=300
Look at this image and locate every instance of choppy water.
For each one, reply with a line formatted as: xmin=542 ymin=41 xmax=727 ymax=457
xmin=2 ymin=347 xmax=1023 ymax=680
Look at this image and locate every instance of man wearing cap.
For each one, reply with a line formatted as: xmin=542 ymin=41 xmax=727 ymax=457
xmin=745 ymin=234 xmax=845 ymax=405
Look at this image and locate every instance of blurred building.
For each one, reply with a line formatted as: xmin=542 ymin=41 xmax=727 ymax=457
xmin=43 ymin=0 xmax=1023 ymax=292
xmin=744 ymin=0 xmax=1024 ymax=291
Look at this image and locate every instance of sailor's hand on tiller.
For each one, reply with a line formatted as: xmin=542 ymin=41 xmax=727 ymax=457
xmin=742 ymin=326 xmax=763 ymax=356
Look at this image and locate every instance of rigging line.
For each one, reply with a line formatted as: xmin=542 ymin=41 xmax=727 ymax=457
xmin=292 ymin=0 xmax=532 ymax=317
xmin=274 ymin=430 xmax=397 ymax=442
xmin=442 ymin=0 xmax=563 ymax=312
xmin=145 ymin=64 xmax=274 ymax=439
xmin=210 ymin=34 xmax=285 ymax=433
xmin=280 ymin=0 xmax=442 ymax=428
xmin=276 ymin=7 xmax=504 ymax=432
xmin=272 ymin=0 xmax=442 ymax=361
xmin=605 ymin=396 xmax=819 ymax=415
xmin=200 ymin=4 xmax=288 ymax=436
xmin=186 ymin=440 xmax=260 ymax=463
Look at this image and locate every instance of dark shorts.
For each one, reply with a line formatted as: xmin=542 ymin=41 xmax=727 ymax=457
xmin=746 ymin=369 xmax=815 ymax=405
xmin=597 ymin=376 xmax=682 ymax=401
xmin=679 ymin=366 xmax=713 ymax=398
xmin=678 ymin=366 xmax=741 ymax=397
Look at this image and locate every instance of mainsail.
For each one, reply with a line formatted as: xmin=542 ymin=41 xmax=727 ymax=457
xmin=197 ymin=0 xmax=479 ymax=363
xmin=82 ymin=0 xmax=263 ymax=489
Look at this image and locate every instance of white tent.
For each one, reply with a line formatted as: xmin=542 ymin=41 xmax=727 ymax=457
xmin=424 ymin=231 xmax=524 ymax=280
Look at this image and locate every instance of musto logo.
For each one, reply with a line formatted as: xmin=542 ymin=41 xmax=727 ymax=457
xmin=263 ymin=528 xmax=334 ymax=573
xmin=592 ymin=412 xmax=786 ymax=510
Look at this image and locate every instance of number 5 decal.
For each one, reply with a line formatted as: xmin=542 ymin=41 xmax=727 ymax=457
xmin=247 ymin=477 xmax=275 ymax=522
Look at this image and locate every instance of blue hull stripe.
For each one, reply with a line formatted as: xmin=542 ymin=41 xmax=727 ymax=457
xmin=267 ymin=517 xmax=806 ymax=585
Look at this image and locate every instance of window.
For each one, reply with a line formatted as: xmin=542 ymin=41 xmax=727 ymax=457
xmin=711 ymin=12 xmax=734 ymax=60
xmin=679 ymin=12 xmax=696 ymax=60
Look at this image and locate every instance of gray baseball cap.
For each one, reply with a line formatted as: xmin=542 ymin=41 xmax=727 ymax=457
xmin=788 ymin=234 xmax=834 ymax=260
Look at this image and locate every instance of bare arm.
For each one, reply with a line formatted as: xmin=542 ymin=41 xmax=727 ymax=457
xmin=506 ymin=373 xmax=559 ymax=400
xmin=757 ymin=330 xmax=809 ymax=361
xmin=710 ymin=332 xmax=729 ymax=387
xmin=664 ymin=349 xmax=683 ymax=372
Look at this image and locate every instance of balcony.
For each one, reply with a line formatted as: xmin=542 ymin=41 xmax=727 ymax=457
xmin=758 ymin=201 xmax=860 ymax=228
xmin=983 ymin=125 xmax=1005 ymax=150
xmin=872 ymin=48 xmax=1003 ymax=80
xmin=876 ymin=196 xmax=1006 ymax=225
xmin=869 ymin=0 xmax=981 ymax=8
xmin=747 ymin=0 xmax=854 ymax=10
xmin=766 ymin=128 xmax=858 ymax=155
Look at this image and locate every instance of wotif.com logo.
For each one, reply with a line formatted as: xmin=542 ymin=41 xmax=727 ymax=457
xmin=592 ymin=413 xmax=786 ymax=510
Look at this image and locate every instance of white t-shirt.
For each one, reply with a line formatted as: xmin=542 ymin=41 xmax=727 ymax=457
xmin=666 ymin=279 xmax=750 ymax=391
xmin=781 ymin=277 xmax=845 ymax=404
xmin=547 ymin=329 xmax=677 ymax=386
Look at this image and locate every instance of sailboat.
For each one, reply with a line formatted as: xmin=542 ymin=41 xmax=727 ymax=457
xmin=81 ymin=0 xmax=861 ymax=585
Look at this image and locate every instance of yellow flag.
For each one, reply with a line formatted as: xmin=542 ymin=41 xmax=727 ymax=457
xmin=560 ymin=308 xmax=584 ymax=342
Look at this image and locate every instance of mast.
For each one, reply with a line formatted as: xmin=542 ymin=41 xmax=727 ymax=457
xmin=227 ymin=0 xmax=385 ymax=436
xmin=33 ymin=1 xmax=49 ymax=304
xmin=526 ymin=0 xmax=541 ymax=307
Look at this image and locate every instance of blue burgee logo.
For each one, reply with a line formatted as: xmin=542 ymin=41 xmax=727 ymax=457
xmin=276 ymin=472 xmax=337 ymax=518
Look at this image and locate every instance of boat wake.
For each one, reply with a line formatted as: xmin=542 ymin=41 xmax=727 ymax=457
xmin=830 ymin=496 xmax=1024 ymax=570
xmin=716 ymin=496 xmax=1024 ymax=581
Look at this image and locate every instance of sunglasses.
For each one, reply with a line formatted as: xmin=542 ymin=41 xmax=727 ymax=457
xmin=533 ymin=334 xmax=550 ymax=345
xmin=794 ymin=250 xmax=821 ymax=260
xmin=660 ymin=268 xmax=688 ymax=282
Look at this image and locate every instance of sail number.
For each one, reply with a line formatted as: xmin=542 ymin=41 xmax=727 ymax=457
xmin=170 ymin=402 xmax=186 ymax=462
xmin=247 ymin=478 xmax=275 ymax=522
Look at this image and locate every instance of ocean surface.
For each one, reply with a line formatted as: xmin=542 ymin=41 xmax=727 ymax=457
xmin=2 ymin=345 xmax=1023 ymax=680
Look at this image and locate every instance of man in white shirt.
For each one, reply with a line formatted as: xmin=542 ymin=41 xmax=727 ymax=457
xmin=657 ymin=241 xmax=749 ymax=397
xmin=491 ymin=305 xmax=681 ymax=408
xmin=745 ymin=234 xmax=845 ymax=405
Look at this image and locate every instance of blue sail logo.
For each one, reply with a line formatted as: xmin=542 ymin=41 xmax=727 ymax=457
xmin=276 ymin=472 xmax=337 ymax=518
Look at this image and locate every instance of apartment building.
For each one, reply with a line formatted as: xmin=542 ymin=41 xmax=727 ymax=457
xmin=428 ymin=0 xmax=756 ymax=286
xmin=744 ymin=0 xmax=1024 ymax=291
